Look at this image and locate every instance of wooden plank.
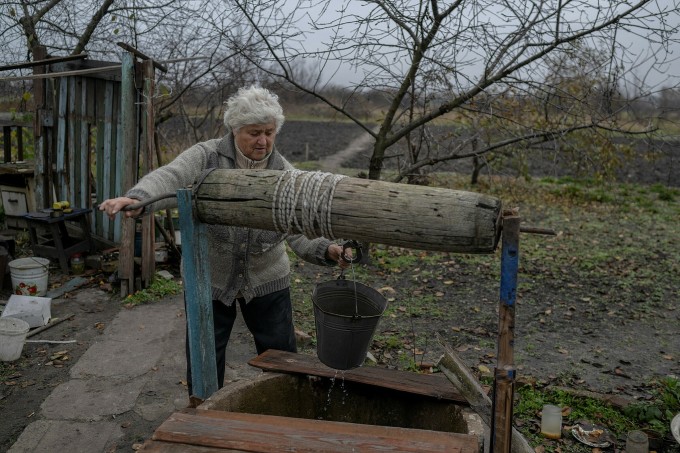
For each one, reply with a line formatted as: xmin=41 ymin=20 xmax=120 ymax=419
xmin=179 ymin=188 xmax=218 ymax=399
xmin=195 ymin=169 xmax=502 ymax=254
xmin=140 ymin=440 xmax=241 ymax=452
xmin=93 ymin=78 xmax=104 ymax=238
xmin=0 ymin=53 xmax=88 ymax=71
xmin=78 ymin=77 xmax=89 ymax=209
xmin=249 ymin=350 xmax=467 ymax=404
xmin=45 ymin=276 xmax=89 ymax=299
xmin=33 ymin=46 xmax=47 ymax=209
xmin=153 ymin=409 xmax=479 ymax=453
xmin=141 ymin=60 xmax=155 ymax=286
xmin=56 ymin=77 xmax=68 ymax=201
xmin=437 ymin=335 xmax=534 ymax=453
xmin=68 ymin=76 xmax=77 ymax=202
xmin=118 ymin=53 xmax=137 ymax=296
xmin=111 ymin=80 xmax=122 ymax=242
xmin=103 ymin=79 xmax=115 ymax=240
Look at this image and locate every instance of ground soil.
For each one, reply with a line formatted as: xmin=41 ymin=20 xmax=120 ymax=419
xmin=0 ymin=120 xmax=678 ymax=452
xmin=0 ymin=267 xmax=126 ymax=452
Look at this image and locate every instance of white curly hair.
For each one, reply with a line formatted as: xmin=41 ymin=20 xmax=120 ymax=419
xmin=223 ymin=85 xmax=285 ymax=134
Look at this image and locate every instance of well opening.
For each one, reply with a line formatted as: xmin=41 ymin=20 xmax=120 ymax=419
xmin=202 ymin=372 xmax=471 ymax=434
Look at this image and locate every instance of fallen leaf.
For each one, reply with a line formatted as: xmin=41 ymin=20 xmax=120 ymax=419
xmin=558 ymin=348 xmax=569 ymax=354
xmin=534 ymin=445 xmax=545 ymax=453
xmin=443 ymin=280 xmax=454 ymax=285
xmin=478 ymin=364 xmax=491 ymax=374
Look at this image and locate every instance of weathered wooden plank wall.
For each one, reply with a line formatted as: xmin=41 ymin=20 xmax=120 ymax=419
xmin=36 ymin=59 xmax=134 ymax=246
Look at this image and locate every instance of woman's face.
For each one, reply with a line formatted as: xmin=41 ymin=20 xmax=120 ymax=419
xmin=234 ymin=122 xmax=277 ymax=161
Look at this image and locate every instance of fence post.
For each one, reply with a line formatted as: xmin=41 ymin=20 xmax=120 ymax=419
xmin=491 ymin=213 xmax=520 ymax=453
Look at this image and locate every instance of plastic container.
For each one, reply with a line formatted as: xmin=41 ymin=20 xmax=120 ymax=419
xmin=0 ymin=317 xmax=30 ymax=361
xmin=541 ymin=404 xmax=562 ymax=439
xmin=626 ymin=430 xmax=648 ymax=453
xmin=9 ymin=257 xmax=50 ymax=296
xmin=70 ymin=253 xmax=85 ymax=275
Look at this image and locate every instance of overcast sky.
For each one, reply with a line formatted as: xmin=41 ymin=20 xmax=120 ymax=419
xmin=286 ymin=0 xmax=680 ymax=93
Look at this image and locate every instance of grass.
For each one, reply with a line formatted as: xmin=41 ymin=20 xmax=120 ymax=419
xmin=123 ymin=274 xmax=183 ymax=306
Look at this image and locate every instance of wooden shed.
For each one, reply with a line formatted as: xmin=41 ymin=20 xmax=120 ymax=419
xmin=0 ymin=45 xmax=162 ymax=295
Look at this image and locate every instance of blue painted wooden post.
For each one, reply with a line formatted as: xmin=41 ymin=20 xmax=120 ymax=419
xmin=491 ymin=214 xmax=520 ymax=453
xmin=177 ymin=188 xmax=218 ymax=399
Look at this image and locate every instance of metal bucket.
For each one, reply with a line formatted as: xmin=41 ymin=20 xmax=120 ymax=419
xmin=312 ymin=278 xmax=387 ymax=370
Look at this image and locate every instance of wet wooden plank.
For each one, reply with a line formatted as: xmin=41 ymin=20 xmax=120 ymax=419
xmin=249 ymin=350 xmax=467 ymax=404
xmin=152 ymin=409 xmax=478 ymax=453
xmin=140 ymin=439 xmax=241 ymax=452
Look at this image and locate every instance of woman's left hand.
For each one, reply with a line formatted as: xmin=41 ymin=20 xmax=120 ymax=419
xmin=326 ymin=244 xmax=352 ymax=269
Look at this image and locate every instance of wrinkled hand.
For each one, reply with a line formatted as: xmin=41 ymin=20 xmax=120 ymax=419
xmin=98 ymin=197 xmax=142 ymax=220
xmin=326 ymin=244 xmax=352 ymax=269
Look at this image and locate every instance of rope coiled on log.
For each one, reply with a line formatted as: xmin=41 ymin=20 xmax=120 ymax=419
xmin=272 ymin=170 xmax=347 ymax=239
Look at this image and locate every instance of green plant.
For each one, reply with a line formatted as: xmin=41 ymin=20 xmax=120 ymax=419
xmin=124 ymin=276 xmax=182 ymax=306
xmin=623 ymin=376 xmax=680 ymax=435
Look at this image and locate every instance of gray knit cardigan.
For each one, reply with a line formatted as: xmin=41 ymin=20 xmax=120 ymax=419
xmin=126 ymin=134 xmax=335 ymax=304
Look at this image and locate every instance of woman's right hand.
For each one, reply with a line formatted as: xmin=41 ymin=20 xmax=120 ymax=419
xmin=98 ymin=197 xmax=143 ymax=219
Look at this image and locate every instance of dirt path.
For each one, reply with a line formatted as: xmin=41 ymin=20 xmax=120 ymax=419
xmin=318 ymin=127 xmax=376 ymax=172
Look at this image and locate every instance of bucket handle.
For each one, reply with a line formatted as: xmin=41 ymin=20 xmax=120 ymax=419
xmin=340 ymin=240 xmax=362 ymax=264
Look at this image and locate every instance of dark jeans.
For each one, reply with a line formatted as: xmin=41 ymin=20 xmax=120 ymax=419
xmin=185 ymin=288 xmax=297 ymax=397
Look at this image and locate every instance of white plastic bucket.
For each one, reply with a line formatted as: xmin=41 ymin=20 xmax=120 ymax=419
xmin=0 ymin=317 xmax=30 ymax=361
xmin=9 ymin=257 xmax=50 ymax=296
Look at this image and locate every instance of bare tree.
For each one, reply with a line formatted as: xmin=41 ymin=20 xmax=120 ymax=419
xmin=232 ymin=0 xmax=680 ymax=182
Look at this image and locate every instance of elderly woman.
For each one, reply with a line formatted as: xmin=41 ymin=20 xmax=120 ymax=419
xmin=99 ymin=85 xmax=347 ymax=402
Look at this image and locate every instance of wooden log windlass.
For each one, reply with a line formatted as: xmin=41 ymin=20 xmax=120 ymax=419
xmin=193 ymin=169 xmax=503 ymax=254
